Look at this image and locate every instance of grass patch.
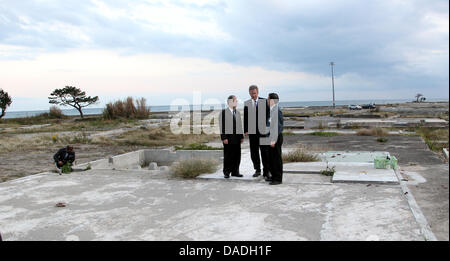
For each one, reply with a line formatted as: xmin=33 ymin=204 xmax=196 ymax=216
xmin=171 ymin=159 xmax=219 ymax=178
xmin=356 ymin=127 xmax=389 ymax=136
xmin=283 ymin=148 xmax=319 ymax=163
xmin=282 ymin=131 xmax=296 ymax=136
xmin=376 ymin=137 xmax=389 ymax=143
xmin=416 ymin=127 xmax=449 ymax=152
xmin=61 ymin=163 xmax=73 ymax=174
xmin=320 ymin=165 xmax=336 ymax=176
xmin=174 ymin=143 xmax=222 ymax=150
xmin=308 ymin=131 xmax=340 ymax=137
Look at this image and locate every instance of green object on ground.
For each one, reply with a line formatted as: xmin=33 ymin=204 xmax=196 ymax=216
xmin=374 ymin=156 xmax=398 ymax=169
xmin=374 ymin=157 xmax=390 ymax=169
xmin=389 ymin=156 xmax=398 ymax=170
xmin=61 ymin=163 xmax=72 ymax=174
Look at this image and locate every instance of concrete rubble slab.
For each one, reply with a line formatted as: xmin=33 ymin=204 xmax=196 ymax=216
xmin=0 ymin=169 xmax=424 ymax=241
xmin=331 ymin=166 xmax=399 ymax=184
xmin=319 ymin=151 xmax=390 ymax=163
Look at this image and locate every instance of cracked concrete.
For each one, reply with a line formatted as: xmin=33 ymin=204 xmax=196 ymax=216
xmin=0 ymin=168 xmax=425 ymax=241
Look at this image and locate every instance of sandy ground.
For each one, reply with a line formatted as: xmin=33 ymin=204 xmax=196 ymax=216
xmin=0 ymin=144 xmax=149 ymax=182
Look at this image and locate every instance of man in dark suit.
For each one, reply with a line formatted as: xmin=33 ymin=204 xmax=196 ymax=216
xmin=266 ymin=93 xmax=284 ymax=185
xmin=219 ymin=95 xmax=244 ymax=179
xmin=53 ymin=145 xmax=75 ymax=171
xmin=244 ymin=85 xmax=270 ymax=178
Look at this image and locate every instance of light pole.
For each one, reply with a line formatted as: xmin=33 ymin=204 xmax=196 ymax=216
xmin=330 ymin=61 xmax=335 ymax=109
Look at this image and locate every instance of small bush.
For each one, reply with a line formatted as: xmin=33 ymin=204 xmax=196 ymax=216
xmin=320 ymin=165 xmax=336 ymax=176
xmin=171 ymin=159 xmax=219 ymax=178
xmin=283 ymin=148 xmax=319 ymax=163
xmin=376 ymin=137 xmax=388 ymax=143
xmin=49 ymin=106 xmax=65 ymax=119
xmin=61 ymin=163 xmax=72 ymax=174
xmin=103 ymin=97 xmax=150 ymax=120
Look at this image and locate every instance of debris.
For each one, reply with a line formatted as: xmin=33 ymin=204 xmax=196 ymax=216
xmin=55 ymin=202 xmax=66 ymax=208
xmin=366 ymin=184 xmax=371 ymax=187
xmin=404 ymin=192 xmax=408 ymax=195
xmin=148 ymin=162 xmax=158 ymax=170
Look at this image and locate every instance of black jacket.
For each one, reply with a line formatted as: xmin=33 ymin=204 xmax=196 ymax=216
xmin=219 ymin=108 xmax=244 ymax=144
xmin=53 ymin=148 xmax=75 ymax=164
xmin=243 ymin=97 xmax=270 ymax=136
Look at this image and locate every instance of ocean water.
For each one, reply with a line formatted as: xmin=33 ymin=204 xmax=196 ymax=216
xmin=2 ymin=98 xmax=447 ymax=119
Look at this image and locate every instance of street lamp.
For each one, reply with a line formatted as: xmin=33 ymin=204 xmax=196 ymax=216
xmin=330 ymin=61 xmax=335 ymax=108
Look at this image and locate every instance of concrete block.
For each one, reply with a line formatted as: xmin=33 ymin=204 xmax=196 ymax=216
xmin=148 ymin=162 xmax=158 ymax=170
xmin=112 ymin=150 xmax=144 ymax=169
xmin=74 ymin=158 xmax=110 ymax=170
xmin=443 ymin=148 xmax=449 ymax=160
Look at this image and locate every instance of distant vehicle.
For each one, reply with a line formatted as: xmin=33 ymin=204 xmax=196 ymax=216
xmin=361 ymin=103 xmax=376 ymax=109
xmin=348 ymin=104 xmax=362 ymax=110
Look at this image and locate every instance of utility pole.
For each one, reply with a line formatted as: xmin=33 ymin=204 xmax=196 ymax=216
xmin=330 ymin=61 xmax=335 ymax=108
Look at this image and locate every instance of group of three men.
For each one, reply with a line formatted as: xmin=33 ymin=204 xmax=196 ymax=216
xmin=219 ymin=85 xmax=284 ymax=185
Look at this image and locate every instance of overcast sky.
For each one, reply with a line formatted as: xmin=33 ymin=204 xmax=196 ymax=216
xmin=0 ymin=0 xmax=448 ymax=111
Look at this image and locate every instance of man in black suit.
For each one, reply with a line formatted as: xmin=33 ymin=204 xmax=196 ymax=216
xmin=219 ymin=95 xmax=244 ymax=179
xmin=244 ymin=85 xmax=270 ymax=178
xmin=53 ymin=145 xmax=75 ymax=169
xmin=266 ymin=93 xmax=284 ymax=185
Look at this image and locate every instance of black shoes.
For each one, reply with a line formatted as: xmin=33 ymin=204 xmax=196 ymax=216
xmin=252 ymin=171 xmax=262 ymax=177
xmin=269 ymin=181 xmax=282 ymax=185
xmin=225 ymin=173 xmax=243 ymax=178
xmin=265 ymin=177 xmax=272 ymax=182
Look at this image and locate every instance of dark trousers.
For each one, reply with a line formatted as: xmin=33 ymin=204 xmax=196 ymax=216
xmin=55 ymin=161 xmax=71 ymax=169
xmin=223 ymin=143 xmax=241 ymax=175
xmin=249 ymin=135 xmax=270 ymax=175
xmin=268 ymin=134 xmax=283 ymax=182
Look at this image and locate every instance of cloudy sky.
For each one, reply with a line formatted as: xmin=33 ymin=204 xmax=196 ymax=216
xmin=0 ymin=0 xmax=448 ymax=111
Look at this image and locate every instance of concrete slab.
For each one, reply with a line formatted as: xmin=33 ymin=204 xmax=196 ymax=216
xmin=200 ymin=150 xmax=398 ymax=185
xmin=320 ymin=151 xmax=390 ymax=163
xmin=332 ymin=166 xmax=399 ymax=184
xmin=283 ymin=162 xmax=399 ymax=184
xmin=0 ymin=169 xmax=424 ymax=241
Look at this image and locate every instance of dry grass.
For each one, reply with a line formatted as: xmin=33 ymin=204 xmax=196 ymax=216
xmin=416 ymin=127 xmax=449 ymax=152
xmin=93 ymin=125 xmax=219 ymax=148
xmin=283 ymin=146 xmax=320 ymax=163
xmin=356 ymin=127 xmax=389 ymax=136
xmin=171 ymin=159 xmax=219 ymax=178
xmin=0 ymin=132 xmax=93 ymax=153
xmin=103 ymin=97 xmax=150 ymax=120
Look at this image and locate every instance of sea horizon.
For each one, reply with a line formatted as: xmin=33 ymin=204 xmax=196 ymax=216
xmin=2 ymin=98 xmax=448 ymax=119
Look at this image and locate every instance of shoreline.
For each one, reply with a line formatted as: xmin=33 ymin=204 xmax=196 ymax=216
xmin=3 ymin=100 xmax=449 ymax=120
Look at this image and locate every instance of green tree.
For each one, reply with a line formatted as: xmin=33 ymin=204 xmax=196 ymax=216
xmin=0 ymin=89 xmax=12 ymax=119
xmin=49 ymin=86 xmax=99 ymax=118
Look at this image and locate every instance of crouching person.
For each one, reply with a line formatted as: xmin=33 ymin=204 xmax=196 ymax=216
xmin=54 ymin=145 xmax=75 ymax=171
xmin=219 ymin=95 xmax=244 ymax=179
